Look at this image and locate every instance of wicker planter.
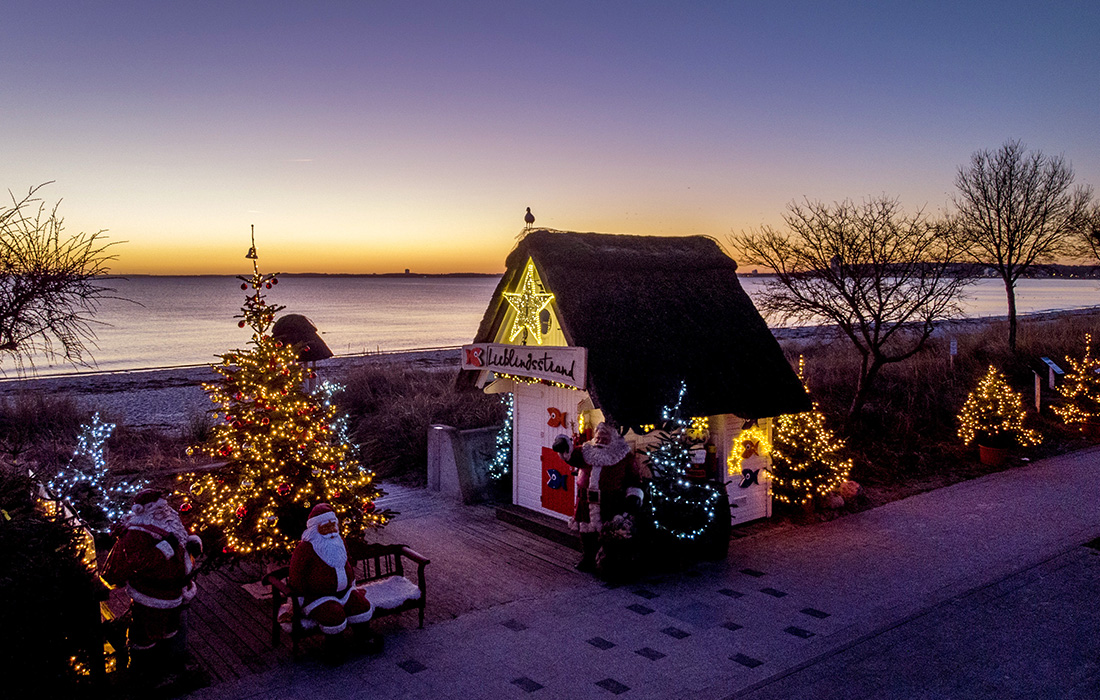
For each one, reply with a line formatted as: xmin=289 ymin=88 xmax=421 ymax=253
xmin=978 ymin=443 xmax=1008 ymax=466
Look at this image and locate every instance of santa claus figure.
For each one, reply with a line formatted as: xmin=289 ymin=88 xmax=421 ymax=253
xmin=102 ymin=489 xmax=202 ymax=669
xmin=289 ymin=503 xmax=373 ymax=638
xmin=554 ymin=422 xmax=648 ymax=573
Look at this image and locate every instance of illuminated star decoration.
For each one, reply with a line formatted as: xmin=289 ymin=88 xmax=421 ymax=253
xmin=504 ymin=259 xmax=554 ymax=344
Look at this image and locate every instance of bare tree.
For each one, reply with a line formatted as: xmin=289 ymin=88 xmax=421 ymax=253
xmin=952 ymin=140 xmax=1093 ymax=351
xmin=729 ymin=196 xmax=973 ymax=423
xmin=0 ymin=183 xmax=118 ymax=369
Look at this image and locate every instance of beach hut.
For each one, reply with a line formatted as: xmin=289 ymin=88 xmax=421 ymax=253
xmin=459 ymin=230 xmax=810 ymax=527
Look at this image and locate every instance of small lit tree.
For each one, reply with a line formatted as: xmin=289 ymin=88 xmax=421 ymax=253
xmin=957 ymin=365 xmax=1041 ymax=448
xmin=178 ymin=231 xmax=391 ymax=561
xmin=1054 ymin=334 xmax=1100 ymax=429
xmin=761 ymin=361 xmax=853 ymax=507
xmin=644 ymin=382 xmax=723 ymax=542
xmin=46 ymin=412 xmax=147 ymax=532
xmin=486 ymin=393 xmax=513 ymax=481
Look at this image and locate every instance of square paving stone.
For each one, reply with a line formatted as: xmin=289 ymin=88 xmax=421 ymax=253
xmin=661 ymin=626 xmax=691 ymax=640
xmin=718 ymin=588 xmax=745 ymax=599
xmin=731 ymin=653 xmax=763 ymax=669
xmin=626 ymin=603 xmax=655 ymax=615
xmin=721 ymin=622 xmax=743 ymax=632
xmin=398 ymin=659 xmax=427 ymax=674
xmin=587 ymin=636 xmax=616 ymax=650
xmin=635 ymin=647 xmax=666 ymax=661
xmin=801 ymin=608 xmax=830 ymax=619
xmin=502 ymin=619 xmax=529 ymax=631
xmin=668 ymin=601 xmax=722 ymax=628
xmin=596 ymin=678 xmax=631 ymax=695
xmin=632 ymin=588 xmax=659 ymax=599
xmin=784 ymin=626 xmax=815 ymax=639
xmin=760 ymin=587 xmax=787 ymax=598
xmin=511 ymin=677 xmax=544 ymax=693
xmin=740 ymin=568 xmax=766 ymax=577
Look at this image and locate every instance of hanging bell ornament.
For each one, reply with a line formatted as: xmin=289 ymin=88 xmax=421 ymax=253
xmin=179 ymin=502 xmax=193 ymax=513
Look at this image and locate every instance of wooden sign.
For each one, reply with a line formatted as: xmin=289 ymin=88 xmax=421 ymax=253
xmin=462 ymin=343 xmax=587 ymax=389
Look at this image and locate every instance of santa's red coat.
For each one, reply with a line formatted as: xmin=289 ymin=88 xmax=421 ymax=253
xmin=289 ymin=539 xmax=354 ymax=606
xmin=102 ymin=524 xmax=196 ymax=609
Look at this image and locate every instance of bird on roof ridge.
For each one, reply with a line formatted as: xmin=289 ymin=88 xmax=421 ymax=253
xmin=524 ymin=207 xmax=535 ymax=230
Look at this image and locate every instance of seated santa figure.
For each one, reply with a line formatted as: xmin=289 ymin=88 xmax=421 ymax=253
xmin=289 ymin=503 xmax=373 ymax=636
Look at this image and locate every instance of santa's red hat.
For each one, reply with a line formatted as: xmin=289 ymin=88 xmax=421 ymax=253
xmin=132 ymin=489 xmax=165 ymax=515
xmin=306 ymin=503 xmax=338 ymax=530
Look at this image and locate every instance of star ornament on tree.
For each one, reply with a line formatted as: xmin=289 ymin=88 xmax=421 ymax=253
xmin=503 ymin=260 xmax=554 ymax=344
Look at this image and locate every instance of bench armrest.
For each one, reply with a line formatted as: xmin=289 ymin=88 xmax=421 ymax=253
xmin=263 ymin=566 xmax=293 ymax=599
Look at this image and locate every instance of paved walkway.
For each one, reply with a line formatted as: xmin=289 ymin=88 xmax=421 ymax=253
xmin=187 ymin=447 xmax=1100 ymax=700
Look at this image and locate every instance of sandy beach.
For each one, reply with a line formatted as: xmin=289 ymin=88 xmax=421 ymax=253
xmin=1 ymin=306 xmax=1095 ymax=432
xmin=0 ymin=349 xmax=460 ymax=431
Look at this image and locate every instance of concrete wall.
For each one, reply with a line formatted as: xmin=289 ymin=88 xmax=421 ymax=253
xmin=426 ymin=424 xmax=501 ymax=504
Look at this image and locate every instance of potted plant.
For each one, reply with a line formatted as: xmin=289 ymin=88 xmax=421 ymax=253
xmin=1053 ymin=334 xmax=1100 ymax=438
xmin=957 ymin=365 xmax=1041 ymax=465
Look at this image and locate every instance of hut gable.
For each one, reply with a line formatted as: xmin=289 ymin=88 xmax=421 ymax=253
xmin=463 ymin=230 xmax=810 ymax=428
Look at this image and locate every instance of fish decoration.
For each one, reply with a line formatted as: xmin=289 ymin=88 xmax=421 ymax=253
xmin=739 ymin=468 xmax=759 ymax=488
xmin=546 ymin=468 xmax=567 ymax=490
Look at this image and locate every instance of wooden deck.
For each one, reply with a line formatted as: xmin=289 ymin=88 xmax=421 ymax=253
xmin=182 ymin=485 xmax=581 ymax=685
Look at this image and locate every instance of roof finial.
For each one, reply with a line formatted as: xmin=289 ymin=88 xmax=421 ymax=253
xmin=524 ymin=207 xmax=535 ymax=231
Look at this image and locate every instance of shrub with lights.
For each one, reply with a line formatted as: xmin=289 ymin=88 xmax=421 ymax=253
xmin=177 ymin=234 xmax=391 ymax=561
xmin=46 ymin=412 xmax=147 ymax=532
xmin=1053 ymin=333 xmax=1100 ymax=430
xmin=486 ymin=392 xmax=513 ymax=481
xmin=957 ymin=365 xmax=1041 ymax=449
xmin=755 ymin=361 xmax=853 ymax=509
xmin=643 ymin=382 xmax=724 ymax=543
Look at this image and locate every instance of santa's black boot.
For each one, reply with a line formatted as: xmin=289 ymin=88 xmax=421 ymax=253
xmin=323 ymin=632 xmax=348 ymax=666
xmin=576 ymin=533 xmax=599 ymax=572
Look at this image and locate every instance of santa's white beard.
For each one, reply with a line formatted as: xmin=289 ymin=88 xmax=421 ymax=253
xmin=306 ymin=531 xmax=348 ymax=569
xmin=128 ymin=501 xmax=190 ymax=544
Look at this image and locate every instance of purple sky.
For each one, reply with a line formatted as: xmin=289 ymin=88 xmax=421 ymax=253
xmin=4 ymin=1 xmax=1098 ymax=274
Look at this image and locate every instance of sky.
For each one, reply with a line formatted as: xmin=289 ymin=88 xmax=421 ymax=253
xmin=3 ymin=1 xmax=1098 ymax=275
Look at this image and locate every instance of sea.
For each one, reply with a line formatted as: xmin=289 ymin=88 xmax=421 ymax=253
xmin=13 ymin=275 xmax=1100 ymax=377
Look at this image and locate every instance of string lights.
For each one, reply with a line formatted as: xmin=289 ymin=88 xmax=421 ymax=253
xmin=46 ymin=412 xmax=147 ymax=530
xmin=1054 ymin=334 xmax=1100 ymax=429
xmin=176 ymin=233 xmax=391 ymax=559
xmin=762 ymin=358 xmax=852 ymax=506
xmin=486 ymin=393 xmax=514 ymax=481
xmin=957 ymin=365 xmax=1041 ymax=447
xmin=644 ymin=381 xmax=722 ymax=541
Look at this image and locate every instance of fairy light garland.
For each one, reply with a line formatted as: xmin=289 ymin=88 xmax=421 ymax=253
xmin=957 ymin=365 xmax=1041 ymax=447
xmin=727 ymin=425 xmax=772 ymax=476
xmin=176 ymin=234 xmax=391 ymax=559
xmin=46 ymin=412 xmax=147 ymax=530
xmin=1054 ymin=334 xmax=1100 ymax=428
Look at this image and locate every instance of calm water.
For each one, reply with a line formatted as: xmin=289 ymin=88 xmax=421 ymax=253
xmin=15 ymin=275 xmax=1100 ymax=376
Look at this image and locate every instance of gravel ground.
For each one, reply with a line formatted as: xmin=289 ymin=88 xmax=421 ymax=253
xmin=0 ymin=349 xmax=460 ymax=431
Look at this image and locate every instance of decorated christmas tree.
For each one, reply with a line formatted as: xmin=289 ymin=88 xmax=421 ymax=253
xmin=957 ymin=365 xmax=1041 ymax=448
xmin=1053 ymin=334 xmax=1100 ymax=429
xmin=643 ymin=382 xmax=724 ymax=542
xmin=177 ymin=231 xmax=391 ymax=559
xmin=745 ymin=360 xmax=852 ymax=508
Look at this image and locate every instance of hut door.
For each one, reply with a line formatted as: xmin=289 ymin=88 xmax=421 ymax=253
xmin=513 ymin=382 xmax=585 ymax=520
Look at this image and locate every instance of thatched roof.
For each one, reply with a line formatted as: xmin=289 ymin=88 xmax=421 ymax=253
xmin=460 ymin=230 xmax=810 ymax=428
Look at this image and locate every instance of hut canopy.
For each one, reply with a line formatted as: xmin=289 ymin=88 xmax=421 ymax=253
xmin=460 ymin=230 xmax=810 ymax=428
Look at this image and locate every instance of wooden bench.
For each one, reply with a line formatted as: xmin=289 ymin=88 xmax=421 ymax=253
xmin=264 ymin=543 xmax=429 ymax=655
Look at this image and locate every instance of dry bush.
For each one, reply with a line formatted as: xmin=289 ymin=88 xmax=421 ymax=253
xmin=338 ymin=363 xmax=505 ymax=484
xmin=786 ymin=310 xmax=1100 ymax=489
xmin=0 ymin=391 xmax=88 ymax=468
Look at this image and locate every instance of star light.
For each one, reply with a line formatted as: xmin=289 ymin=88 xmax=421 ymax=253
xmin=503 ymin=259 xmax=554 ymax=345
